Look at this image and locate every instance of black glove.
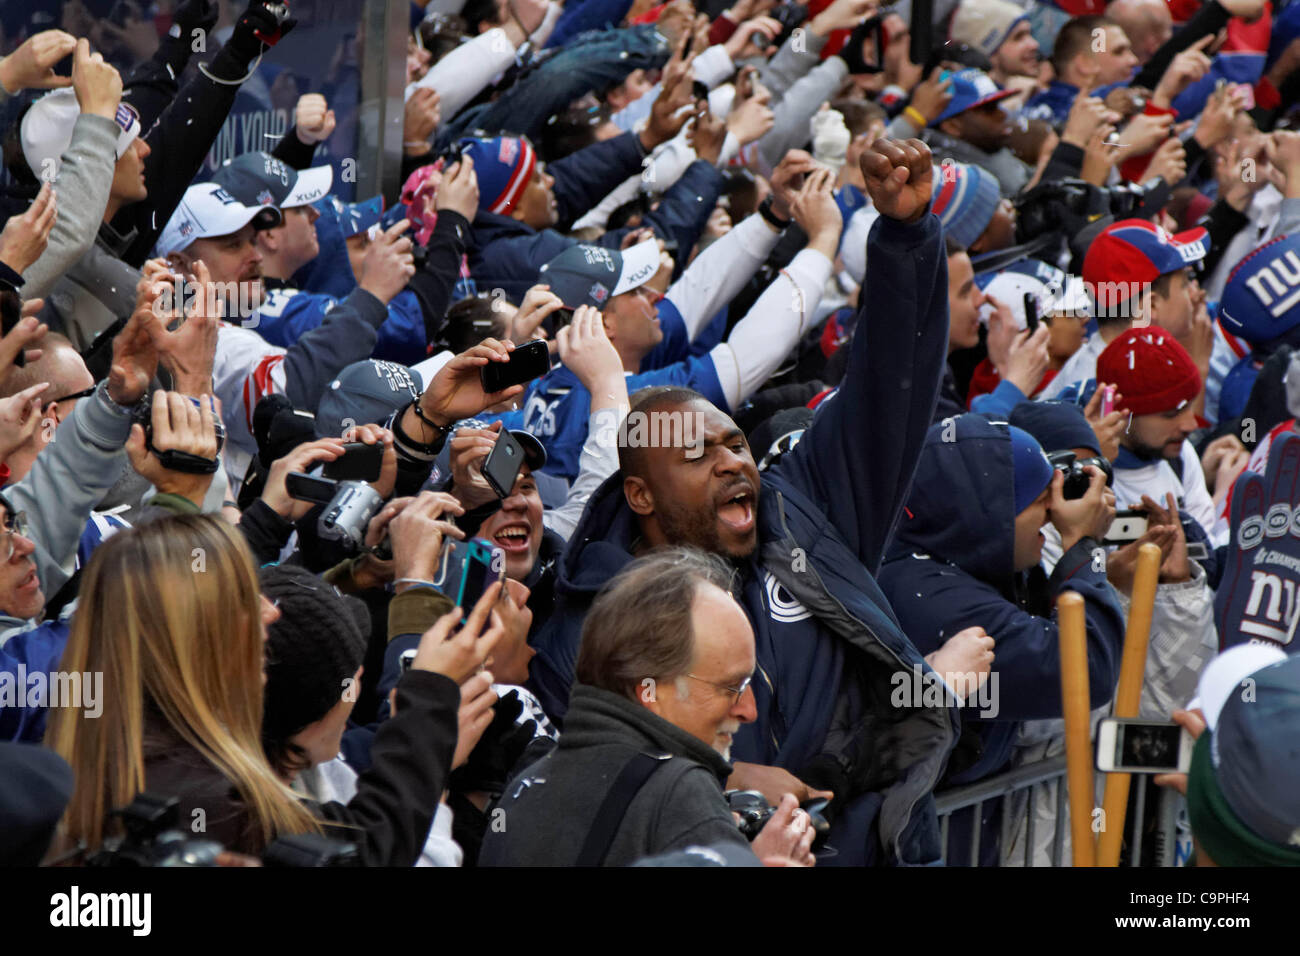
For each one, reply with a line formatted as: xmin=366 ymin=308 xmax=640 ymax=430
xmin=172 ymin=0 xmax=220 ymax=35
xmin=449 ymin=690 xmax=540 ymax=795
xmin=228 ymin=0 xmax=299 ymax=60
xmin=834 ymin=16 xmax=884 ymax=75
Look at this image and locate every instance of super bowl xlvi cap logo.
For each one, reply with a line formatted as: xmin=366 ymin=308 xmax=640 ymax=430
xmin=588 ymin=282 xmax=609 ymax=305
xmin=263 ymin=156 xmax=291 ymax=185
xmin=581 ymin=246 xmax=616 ymax=272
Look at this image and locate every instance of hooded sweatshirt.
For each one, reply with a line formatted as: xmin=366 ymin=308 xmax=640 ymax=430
xmin=879 ymin=414 xmax=1126 ymax=782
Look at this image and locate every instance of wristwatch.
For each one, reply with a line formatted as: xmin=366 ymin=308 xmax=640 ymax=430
xmin=758 ymin=195 xmax=791 ymax=230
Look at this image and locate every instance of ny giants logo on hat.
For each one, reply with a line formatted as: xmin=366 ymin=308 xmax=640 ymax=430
xmin=114 ymin=102 xmax=139 ymax=135
xmin=1244 ymin=247 xmax=1300 ymax=318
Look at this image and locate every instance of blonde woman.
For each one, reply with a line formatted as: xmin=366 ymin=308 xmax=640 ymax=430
xmin=46 ymin=514 xmax=502 ymax=864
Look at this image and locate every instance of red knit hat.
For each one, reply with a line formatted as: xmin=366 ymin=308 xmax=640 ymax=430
xmin=1096 ymin=327 xmax=1202 ymax=416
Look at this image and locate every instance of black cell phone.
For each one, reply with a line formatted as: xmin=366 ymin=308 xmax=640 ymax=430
xmin=1023 ymin=292 xmax=1039 ymax=334
xmin=0 ymin=290 xmax=24 ymax=368
xmin=692 ymin=80 xmax=709 ymax=102
xmin=480 ymin=339 xmax=550 ymax=393
xmin=483 ymin=429 xmax=526 ymax=498
xmin=322 ymin=441 xmax=383 ymax=482
xmin=285 ymin=471 xmax=338 ymax=504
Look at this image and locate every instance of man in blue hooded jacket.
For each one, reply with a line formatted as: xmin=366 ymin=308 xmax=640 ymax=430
xmin=526 ymin=139 xmax=960 ymax=866
xmin=879 ymin=415 xmax=1125 ymax=789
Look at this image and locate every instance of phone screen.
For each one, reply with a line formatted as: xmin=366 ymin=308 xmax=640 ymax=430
xmin=1114 ymin=722 xmax=1183 ymax=771
xmin=322 ymin=442 xmax=383 ymax=482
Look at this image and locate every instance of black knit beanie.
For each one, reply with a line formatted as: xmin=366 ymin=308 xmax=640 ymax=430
xmin=260 ymin=564 xmax=370 ymax=742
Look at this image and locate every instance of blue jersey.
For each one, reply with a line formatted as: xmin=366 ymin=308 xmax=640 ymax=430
xmin=252 ymin=286 xmax=430 ymax=365
xmin=500 ymin=349 xmax=728 ymax=482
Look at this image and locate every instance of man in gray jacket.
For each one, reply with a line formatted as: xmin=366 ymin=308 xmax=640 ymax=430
xmin=479 ymin=547 xmax=816 ymax=866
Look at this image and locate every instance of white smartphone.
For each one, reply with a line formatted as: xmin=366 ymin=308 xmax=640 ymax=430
xmin=1103 ymin=510 xmax=1148 ymax=545
xmin=1096 ymin=718 xmax=1194 ymax=774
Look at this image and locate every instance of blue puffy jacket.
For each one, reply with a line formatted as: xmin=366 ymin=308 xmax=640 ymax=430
xmin=529 ymin=212 xmax=959 ymax=866
xmin=467 ymin=132 xmax=724 ymax=302
xmin=878 ymin=414 xmax=1126 ymax=784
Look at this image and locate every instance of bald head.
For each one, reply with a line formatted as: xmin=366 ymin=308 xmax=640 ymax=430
xmin=1107 ymin=0 xmax=1172 ymax=64
xmin=0 ymin=333 xmax=91 ymax=401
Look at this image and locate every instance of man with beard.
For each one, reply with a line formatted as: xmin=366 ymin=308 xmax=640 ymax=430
xmin=1096 ymin=327 xmax=1223 ymax=545
xmin=528 ymin=139 xmax=960 ymax=866
xmin=923 ymin=68 xmax=1029 ymax=198
xmin=156 ymin=181 xmax=418 ymax=489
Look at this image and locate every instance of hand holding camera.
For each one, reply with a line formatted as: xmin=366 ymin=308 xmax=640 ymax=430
xmin=388 ymin=491 xmax=468 ymax=593
xmin=127 ymin=391 xmax=223 ymax=506
xmin=1047 ymin=464 xmax=1115 ymax=553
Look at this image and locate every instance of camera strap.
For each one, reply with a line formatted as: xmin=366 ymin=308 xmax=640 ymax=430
xmin=574 ymin=751 xmax=669 ymax=867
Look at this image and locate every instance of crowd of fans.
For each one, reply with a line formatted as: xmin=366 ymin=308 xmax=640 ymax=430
xmin=1 ymin=0 xmax=1300 ymax=869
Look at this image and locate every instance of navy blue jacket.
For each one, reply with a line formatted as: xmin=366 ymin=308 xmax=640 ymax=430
xmin=529 ymin=213 xmax=959 ymax=865
xmin=467 ymin=132 xmax=724 ymax=301
xmin=878 ymin=415 xmax=1126 ymax=783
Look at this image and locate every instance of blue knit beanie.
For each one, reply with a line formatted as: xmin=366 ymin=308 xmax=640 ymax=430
xmin=931 ymin=161 xmax=1001 ymax=250
xmin=1008 ymin=425 xmax=1054 ymax=514
xmin=460 ymin=136 xmax=537 ymax=216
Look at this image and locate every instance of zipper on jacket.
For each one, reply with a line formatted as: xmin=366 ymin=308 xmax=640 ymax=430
xmin=773 ymin=489 xmax=956 ymax=862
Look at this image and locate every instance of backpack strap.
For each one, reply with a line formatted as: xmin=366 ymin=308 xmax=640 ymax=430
xmin=574 ymin=751 xmax=671 ymax=867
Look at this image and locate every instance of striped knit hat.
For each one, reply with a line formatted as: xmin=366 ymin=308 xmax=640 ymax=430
xmin=461 ymin=135 xmax=538 ymax=216
xmin=931 ymin=160 xmax=1000 ymax=250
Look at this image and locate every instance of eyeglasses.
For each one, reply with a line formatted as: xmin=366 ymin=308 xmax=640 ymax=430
xmin=686 ymin=672 xmax=753 ymax=703
xmin=0 ymin=510 xmax=29 ymax=561
xmin=47 ymin=385 xmax=96 ymax=406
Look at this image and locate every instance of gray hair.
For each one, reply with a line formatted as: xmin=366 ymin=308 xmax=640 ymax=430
xmin=576 ymin=546 xmax=737 ymax=701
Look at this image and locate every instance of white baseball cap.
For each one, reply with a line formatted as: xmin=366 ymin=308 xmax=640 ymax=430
xmin=154 ymin=182 xmax=282 ymax=259
xmin=20 ymin=88 xmax=141 ymax=181
xmin=1189 ymin=643 xmax=1288 ymax=731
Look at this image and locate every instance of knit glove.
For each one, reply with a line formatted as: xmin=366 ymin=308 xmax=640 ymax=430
xmin=171 ymin=0 xmax=220 ymax=36
xmin=811 ymin=108 xmax=850 ymax=173
xmin=449 ymin=690 xmax=540 ymax=794
xmin=833 ymin=17 xmax=883 ymax=76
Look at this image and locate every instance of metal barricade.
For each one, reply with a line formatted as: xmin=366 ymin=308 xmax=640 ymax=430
xmin=934 ymin=756 xmax=1184 ymax=866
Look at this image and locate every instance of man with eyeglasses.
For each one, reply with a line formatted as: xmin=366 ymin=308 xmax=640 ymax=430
xmin=497 ymin=165 xmax=844 ymax=482
xmin=480 ymin=547 xmax=818 ymax=867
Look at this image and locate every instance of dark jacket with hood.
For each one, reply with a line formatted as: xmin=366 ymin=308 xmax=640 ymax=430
xmin=528 ymin=212 xmax=959 ymax=866
xmin=467 ymin=131 xmax=724 ymax=302
xmin=478 ymin=683 xmax=756 ymax=866
xmin=878 ymin=414 xmax=1126 ymax=783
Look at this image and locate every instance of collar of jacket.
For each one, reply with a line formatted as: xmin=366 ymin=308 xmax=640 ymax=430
xmin=560 ymin=683 xmax=733 ymax=785
xmin=97 ymin=219 xmax=137 ymax=259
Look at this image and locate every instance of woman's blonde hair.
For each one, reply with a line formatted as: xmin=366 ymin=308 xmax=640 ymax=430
xmin=46 ymin=514 xmax=319 ymax=854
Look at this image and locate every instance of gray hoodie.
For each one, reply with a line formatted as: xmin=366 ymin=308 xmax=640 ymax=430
xmin=0 ymin=382 xmax=133 ymax=637
xmin=18 ymin=113 xmax=119 ymax=304
xmin=479 ymin=683 xmax=757 ymax=866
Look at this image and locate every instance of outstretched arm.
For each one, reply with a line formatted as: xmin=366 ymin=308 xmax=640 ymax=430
xmin=778 ymin=139 xmax=949 ymax=573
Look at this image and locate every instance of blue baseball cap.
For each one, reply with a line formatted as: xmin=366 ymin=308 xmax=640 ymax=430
xmin=1220 ymin=233 xmax=1300 ymax=346
xmin=932 ymin=68 xmax=1018 ymax=125
xmin=315 ymin=195 xmax=385 ymax=238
